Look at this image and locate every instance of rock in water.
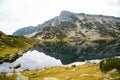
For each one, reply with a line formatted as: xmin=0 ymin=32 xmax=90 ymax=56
xmin=14 ymin=64 xmax=21 ymax=69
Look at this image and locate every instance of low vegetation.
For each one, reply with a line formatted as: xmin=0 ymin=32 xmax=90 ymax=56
xmin=0 ymin=31 xmax=38 ymax=58
xmin=20 ymin=63 xmax=104 ymax=80
xmin=0 ymin=63 xmax=104 ymax=80
xmin=100 ymin=58 xmax=120 ymax=80
xmin=100 ymin=58 xmax=120 ymax=72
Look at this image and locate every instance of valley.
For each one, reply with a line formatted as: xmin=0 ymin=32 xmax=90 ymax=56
xmin=0 ymin=11 xmax=120 ymax=80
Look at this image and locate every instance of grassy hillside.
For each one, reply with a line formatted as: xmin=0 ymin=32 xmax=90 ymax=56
xmin=0 ymin=31 xmax=38 ymax=58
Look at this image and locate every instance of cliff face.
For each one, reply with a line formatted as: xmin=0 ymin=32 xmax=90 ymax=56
xmin=13 ymin=11 xmax=120 ymax=40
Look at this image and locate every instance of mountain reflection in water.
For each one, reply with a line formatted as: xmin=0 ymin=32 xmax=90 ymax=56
xmin=0 ymin=40 xmax=119 ymax=72
xmin=35 ymin=40 xmax=120 ymax=64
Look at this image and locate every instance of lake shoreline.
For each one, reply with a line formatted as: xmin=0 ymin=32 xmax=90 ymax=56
xmin=0 ymin=63 xmax=104 ymax=80
xmin=0 ymin=43 xmax=39 ymax=64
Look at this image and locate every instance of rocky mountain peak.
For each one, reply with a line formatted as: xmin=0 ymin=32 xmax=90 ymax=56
xmin=58 ymin=10 xmax=74 ymax=21
xmin=59 ymin=10 xmax=73 ymax=15
xmin=13 ymin=10 xmax=120 ymax=40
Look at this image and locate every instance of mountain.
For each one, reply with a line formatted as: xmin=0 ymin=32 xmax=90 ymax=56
xmin=13 ymin=10 xmax=120 ymax=41
xmin=13 ymin=26 xmax=41 ymax=36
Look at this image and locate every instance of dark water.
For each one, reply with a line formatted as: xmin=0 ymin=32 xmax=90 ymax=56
xmin=36 ymin=40 xmax=120 ymax=64
xmin=0 ymin=40 xmax=120 ymax=72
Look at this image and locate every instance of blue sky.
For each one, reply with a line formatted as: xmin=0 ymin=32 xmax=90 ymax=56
xmin=0 ymin=0 xmax=120 ymax=34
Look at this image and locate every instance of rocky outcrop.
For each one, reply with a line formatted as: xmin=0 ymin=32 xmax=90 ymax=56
xmin=14 ymin=64 xmax=21 ymax=69
xmin=0 ymin=49 xmax=29 ymax=64
xmin=103 ymin=69 xmax=120 ymax=80
xmin=16 ymin=73 xmax=29 ymax=80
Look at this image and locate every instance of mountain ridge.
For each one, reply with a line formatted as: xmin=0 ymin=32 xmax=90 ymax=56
xmin=13 ymin=10 xmax=120 ymax=41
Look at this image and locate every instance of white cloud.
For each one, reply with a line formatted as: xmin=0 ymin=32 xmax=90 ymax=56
xmin=0 ymin=0 xmax=120 ymax=34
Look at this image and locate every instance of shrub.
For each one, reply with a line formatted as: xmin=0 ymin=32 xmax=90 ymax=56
xmin=71 ymin=64 xmax=76 ymax=67
xmin=100 ymin=58 xmax=120 ymax=72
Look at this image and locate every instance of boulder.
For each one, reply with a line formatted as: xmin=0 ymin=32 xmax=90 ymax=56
xmin=103 ymin=69 xmax=120 ymax=80
xmin=14 ymin=64 xmax=21 ymax=69
xmin=8 ymin=54 xmax=18 ymax=62
xmin=18 ymin=50 xmax=24 ymax=56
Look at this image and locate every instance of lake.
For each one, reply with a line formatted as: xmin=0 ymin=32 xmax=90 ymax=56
xmin=0 ymin=40 xmax=120 ymax=72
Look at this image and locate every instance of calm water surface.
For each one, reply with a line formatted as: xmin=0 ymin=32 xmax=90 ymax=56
xmin=0 ymin=40 xmax=120 ymax=72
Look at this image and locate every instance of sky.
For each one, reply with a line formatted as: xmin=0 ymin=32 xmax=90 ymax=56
xmin=0 ymin=0 xmax=120 ymax=35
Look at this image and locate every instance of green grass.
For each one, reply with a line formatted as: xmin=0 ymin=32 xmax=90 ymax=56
xmin=21 ymin=64 xmax=104 ymax=80
xmin=0 ymin=31 xmax=39 ymax=58
xmin=0 ymin=46 xmax=19 ymax=57
xmin=1 ymin=63 xmax=120 ymax=80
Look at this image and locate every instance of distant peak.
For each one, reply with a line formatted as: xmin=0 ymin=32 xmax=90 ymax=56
xmin=59 ymin=10 xmax=73 ymax=16
xmin=58 ymin=10 xmax=74 ymax=21
xmin=60 ymin=10 xmax=73 ymax=13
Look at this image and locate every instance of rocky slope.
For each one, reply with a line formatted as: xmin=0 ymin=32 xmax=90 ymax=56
xmin=13 ymin=26 xmax=41 ymax=36
xmin=13 ymin=10 xmax=120 ymax=41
